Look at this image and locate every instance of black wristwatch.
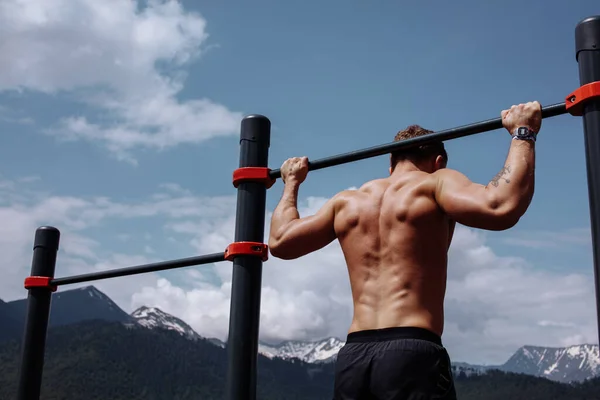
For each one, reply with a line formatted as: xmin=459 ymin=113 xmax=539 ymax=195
xmin=513 ymin=127 xmax=537 ymax=142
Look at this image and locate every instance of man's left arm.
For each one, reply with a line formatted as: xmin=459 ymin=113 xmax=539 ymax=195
xmin=268 ymin=158 xmax=337 ymax=260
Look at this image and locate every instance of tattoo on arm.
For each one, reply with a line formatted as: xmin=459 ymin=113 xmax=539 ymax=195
xmin=490 ymin=165 xmax=511 ymax=187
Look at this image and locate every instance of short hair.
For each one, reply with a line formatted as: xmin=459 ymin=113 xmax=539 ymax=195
xmin=390 ymin=125 xmax=447 ymax=171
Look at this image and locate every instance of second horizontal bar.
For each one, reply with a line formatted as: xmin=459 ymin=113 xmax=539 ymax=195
xmin=269 ymin=102 xmax=568 ymax=179
xmin=52 ymin=252 xmax=226 ymax=286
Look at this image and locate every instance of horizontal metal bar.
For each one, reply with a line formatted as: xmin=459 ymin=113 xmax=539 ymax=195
xmin=269 ymin=102 xmax=568 ymax=179
xmin=52 ymin=252 xmax=226 ymax=286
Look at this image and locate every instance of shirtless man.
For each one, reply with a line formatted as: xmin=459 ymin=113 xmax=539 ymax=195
xmin=268 ymin=101 xmax=542 ymax=400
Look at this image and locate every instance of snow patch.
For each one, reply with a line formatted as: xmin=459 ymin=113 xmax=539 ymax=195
xmin=258 ymin=337 xmax=345 ymax=363
xmin=131 ymin=306 xmax=201 ymax=341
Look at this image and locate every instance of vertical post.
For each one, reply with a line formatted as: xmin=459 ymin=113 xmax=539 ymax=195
xmin=576 ymin=16 xmax=600 ymax=346
xmin=226 ymin=115 xmax=271 ymax=400
xmin=17 ymin=226 xmax=60 ymax=400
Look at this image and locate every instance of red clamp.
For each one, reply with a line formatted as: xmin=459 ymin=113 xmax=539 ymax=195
xmin=232 ymin=167 xmax=276 ymax=189
xmin=24 ymin=276 xmax=57 ymax=292
xmin=566 ymin=81 xmax=600 ymax=116
xmin=225 ymin=241 xmax=269 ymax=262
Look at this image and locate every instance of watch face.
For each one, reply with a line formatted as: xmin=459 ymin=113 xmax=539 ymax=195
xmin=515 ymin=127 xmax=536 ymax=140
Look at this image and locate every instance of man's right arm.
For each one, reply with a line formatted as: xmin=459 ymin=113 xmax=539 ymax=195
xmin=434 ymin=102 xmax=542 ymax=231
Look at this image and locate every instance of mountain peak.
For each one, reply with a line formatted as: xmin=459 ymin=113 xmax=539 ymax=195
xmin=73 ymin=285 xmax=110 ymax=299
xmin=504 ymin=343 xmax=600 ymax=383
xmin=131 ymin=306 xmax=201 ymax=341
xmin=259 ymin=336 xmax=345 ymax=363
xmin=131 ymin=306 xmax=162 ymax=316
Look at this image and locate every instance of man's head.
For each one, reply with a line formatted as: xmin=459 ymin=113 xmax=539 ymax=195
xmin=389 ymin=125 xmax=448 ymax=174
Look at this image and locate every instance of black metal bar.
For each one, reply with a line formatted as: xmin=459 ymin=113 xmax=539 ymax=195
xmin=17 ymin=226 xmax=60 ymax=400
xmin=575 ymin=15 xmax=600 ymax=347
xmin=226 ymin=115 xmax=270 ymax=400
xmin=51 ymin=252 xmax=226 ymax=286
xmin=269 ymin=102 xmax=567 ymax=179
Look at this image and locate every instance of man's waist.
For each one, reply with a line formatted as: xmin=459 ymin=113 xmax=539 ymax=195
xmin=346 ymin=326 xmax=442 ymax=346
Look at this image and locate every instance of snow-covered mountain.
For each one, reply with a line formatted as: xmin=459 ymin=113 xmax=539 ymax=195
xmin=259 ymin=337 xmax=345 ymax=363
xmin=131 ymin=306 xmax=201 ymax=341
xmin=501 ymin=344 xmax=600 ymax=383
xmin=195 ymin=335 xmax=344 ymax=364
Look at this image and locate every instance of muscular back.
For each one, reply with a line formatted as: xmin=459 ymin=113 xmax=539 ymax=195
xmin=333 ymin=172 xmax=454 ymax=336
xmin=271 ymin=111 xmax=539 ymax=336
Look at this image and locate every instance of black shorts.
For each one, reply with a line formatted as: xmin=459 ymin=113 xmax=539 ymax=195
xmin=333 ymin=327 xmax=457 ymax=400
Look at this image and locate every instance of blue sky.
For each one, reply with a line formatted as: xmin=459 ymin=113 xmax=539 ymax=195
xmin=0 ymin=0 xmax=598 ymax=364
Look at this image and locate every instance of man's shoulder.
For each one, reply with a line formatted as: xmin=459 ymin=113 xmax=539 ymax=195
xmin=428 ymin=168 xmax=470 ymax=195
xmin=432 ymin=168 xmax=470 ymax=184
xmin=401 ymin=169 xmax=465 ymax=196
xmin=433 ymin=168 xmax=462 ymax=177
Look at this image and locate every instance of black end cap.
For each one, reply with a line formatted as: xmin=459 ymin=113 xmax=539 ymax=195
xmin=576 ymin=16 xmax=600 ymax=61
xmin=240 ymin=114 xmax=271 ymax=147
xmin=34 ymin=226 xmax=60 ymax=251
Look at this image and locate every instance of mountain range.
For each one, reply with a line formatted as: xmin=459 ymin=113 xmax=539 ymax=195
xmin=3 ymin=318 xmax=600 ymax=400
xmin=1 ymin=285 xmax=599 ymax=386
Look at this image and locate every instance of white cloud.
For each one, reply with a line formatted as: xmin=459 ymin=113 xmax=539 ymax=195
xmin=0 ymin=173 xmax=233 ymax=301
xmin=0 ymin=172 xmax=597 ymax=366
xmin=443 ymin=230 xmax=597 ymax=364
xmin=0 ymin=0 xmax=242 ymax=163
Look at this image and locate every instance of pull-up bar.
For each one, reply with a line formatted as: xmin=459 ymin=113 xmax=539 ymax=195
xmin=49 ymin=252 xmax=226 ymax=286
xmin=14 ymin=14 xmax=600 ymax=400
xmin=269 ymin=103 xmax=568 ymax=179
